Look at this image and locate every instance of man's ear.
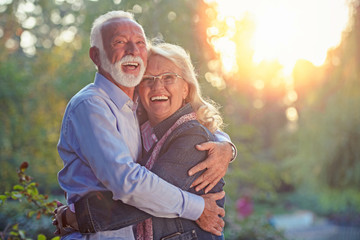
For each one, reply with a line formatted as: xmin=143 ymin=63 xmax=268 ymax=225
xmin=89 ymin=46 xmax=100 ymax=67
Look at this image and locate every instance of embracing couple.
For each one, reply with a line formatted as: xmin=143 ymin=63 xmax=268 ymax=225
xmin=54 ymin=10 xmax=237 ymax=240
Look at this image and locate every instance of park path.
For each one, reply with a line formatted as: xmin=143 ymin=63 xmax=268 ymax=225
xmin=271 ymin=211 xmax=360 ymax=240
xmin=285 ymin=223 xmax=360 ymax=240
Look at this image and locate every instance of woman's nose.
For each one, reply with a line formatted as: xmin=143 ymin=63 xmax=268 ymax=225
xmin=151 ymin=78 xmax=165 ymax=90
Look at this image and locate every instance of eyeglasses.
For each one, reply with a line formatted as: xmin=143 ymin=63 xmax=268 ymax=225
xmin=139 ymin=72 xmax=183 ymax=88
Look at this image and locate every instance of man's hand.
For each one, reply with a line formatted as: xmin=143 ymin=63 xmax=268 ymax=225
xmin=52 ymin=202 xmax=79 ymax=236
xmin=196 ymin=191 xmax=225 ymax=236
xmin=189 ymin=141 xmax=232 ymax=193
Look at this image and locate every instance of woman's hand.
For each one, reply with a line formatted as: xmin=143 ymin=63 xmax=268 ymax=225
xmin=188 ymin=141 xmax=232 ymax=193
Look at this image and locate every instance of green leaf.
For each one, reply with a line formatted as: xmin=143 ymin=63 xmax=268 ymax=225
xmin=19 ymin=230 xmax=26 ymax=239
xmin=12 ymin=223 xmax=19 ymax=230
xmin=37 ymin=234 xmax=46 ymax=240
xmin=27 ymin=182 xmax=40 ymax=196
xmin=27 ymin=210 xmax=36 ymax=218
xmin=11 ymin=191 xmax=23 ymax=199
xmin=0 ymin=194 xmax=7 ymax=201
xmin=13 ymin=184 xmax=25 ymax=191
xmin=51 ymin=237 xmax=61 ymax=240
xmin=9 ymin=231 xmax=19 ymax=236
xmin=28 ymin=182 xmax=37 ymax=187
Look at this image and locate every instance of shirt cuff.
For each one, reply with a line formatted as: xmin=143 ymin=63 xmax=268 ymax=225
xmin=69 ymin=203 xmax=76 ymax=213
xmin=181 ymin=192 xmax=205 ymax=221
xmin=214 ymin=130 xmax=230 ymax=143
xmin=214 ymin=130 xmax=237 ymax=162
xmin=229 ymin=142 xmax=237 ymax=162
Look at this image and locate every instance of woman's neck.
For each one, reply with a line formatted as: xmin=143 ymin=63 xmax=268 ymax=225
xmin=148 ymin=117 xmax=162 ymax=127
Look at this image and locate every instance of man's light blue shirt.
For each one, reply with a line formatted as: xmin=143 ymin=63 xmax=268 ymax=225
xmin=57 ymin=73 xmax=204 ymax=239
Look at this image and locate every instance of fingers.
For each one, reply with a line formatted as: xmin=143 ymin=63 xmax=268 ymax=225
xmin=190 ymin=162 xmax=217 ymax=187
xmin=217 ymin=206 xmax=225 ymax=218
xmin=196 ymin=217 xmax=224 ymax=236
xmin=209 ymin=200 xmax=226 ymax=218
xmin=197 ymin=191 xmax=226 ymax=236
xmin=195 ymin=141 xmax=216 ymax=151
xmin=190 ymin=173 xmax=205 ymax=189
xmin=204 ymin=176 xmax=221 ymax=194
xmin=190 ymin=168 xmax=224 ymax=192
xmin=192 ymin=169 xmax=222 ymax=192
xmin=53 ymin=205 xmax=68 ymax=236
xmin=210 ymin=228 xmax=222 ymax=236
xmin=219 ymin=218 xmax=225 ymax=229
xmin=205 ymin=190 xmax=225 ymax=200
xmin=194 ymin=179 xmax=210 ymax=192
xmin=188 ymin=161 xmax=207 ymax=177
xmin=214 ymin=218 xmax=225 ymax=234
xmin=53 ymin=201 xmax=64 ymax=214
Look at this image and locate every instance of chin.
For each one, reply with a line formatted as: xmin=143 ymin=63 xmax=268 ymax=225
xmin=114 ymin=74 xmax=142 ymax=88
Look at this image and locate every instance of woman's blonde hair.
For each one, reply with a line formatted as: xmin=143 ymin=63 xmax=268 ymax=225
xmin=148 ymin=42 xmax=223 ymax=133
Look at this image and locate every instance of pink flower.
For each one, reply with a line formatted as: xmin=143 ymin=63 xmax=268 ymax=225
xmin=236 ymin=196 xmax=253 ymax=219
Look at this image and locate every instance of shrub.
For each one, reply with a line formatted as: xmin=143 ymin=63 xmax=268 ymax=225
xmin=0 ymin=162 xmax=59 ymax=240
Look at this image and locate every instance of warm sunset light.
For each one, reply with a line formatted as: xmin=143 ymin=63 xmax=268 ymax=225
xmin=204 ymin=0 xmax=350 ymax=75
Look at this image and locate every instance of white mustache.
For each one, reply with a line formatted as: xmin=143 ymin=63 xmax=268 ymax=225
xmin=118 ymin=55 xmax=144 ymax=66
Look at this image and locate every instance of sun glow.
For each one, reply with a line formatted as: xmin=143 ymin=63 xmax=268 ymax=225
xmin=205 ymin=0 xmax=350 ymax=75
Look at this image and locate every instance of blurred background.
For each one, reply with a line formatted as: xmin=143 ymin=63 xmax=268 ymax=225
xmin=0 ymin=0 xmax=359 ymax=239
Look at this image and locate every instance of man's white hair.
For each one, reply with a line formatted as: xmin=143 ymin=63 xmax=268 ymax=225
xmin=90 ymin=11 xmax=142 ymax=49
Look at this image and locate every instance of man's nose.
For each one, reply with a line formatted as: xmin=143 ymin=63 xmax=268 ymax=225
xmin=125 ymin=41 xmax=139 ymax=55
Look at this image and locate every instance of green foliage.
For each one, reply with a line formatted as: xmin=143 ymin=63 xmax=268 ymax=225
xmin=0 ymin=53 xmax=65 ymax=192
xmin=0 ymin=162 xmax=59 ymax=240
xmin=285 ymin=186 xmax=360 ymax=215
xmin=0 ymin=162 xmax=57 ymax=218
xmin=233 ymin=217 xmax=287 ymax=240
xmin=275 ymin=1 xmax=360 ymax=214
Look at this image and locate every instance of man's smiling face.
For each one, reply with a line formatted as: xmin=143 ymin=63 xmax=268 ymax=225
xmin=99 ymin=18 xmax=147 ymax=87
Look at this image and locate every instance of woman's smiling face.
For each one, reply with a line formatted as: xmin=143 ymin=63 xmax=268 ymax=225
xmin=138 ymin=55 xmax=189 ymax=126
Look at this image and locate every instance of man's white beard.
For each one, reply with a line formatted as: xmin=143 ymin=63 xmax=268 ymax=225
xmin=100 ymin=51 xmax=145 ymax=88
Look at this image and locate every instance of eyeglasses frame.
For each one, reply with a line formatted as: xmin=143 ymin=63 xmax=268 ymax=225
xmin=139 ymin=72 xmax=184 ymax=88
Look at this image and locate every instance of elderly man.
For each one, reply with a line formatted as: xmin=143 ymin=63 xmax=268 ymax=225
xmin=56 ymin=10 xmax=235 ymax=239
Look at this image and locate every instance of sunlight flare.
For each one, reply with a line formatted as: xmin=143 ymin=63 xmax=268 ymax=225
xmin=205 ymin=0 xmax=350 ymax=75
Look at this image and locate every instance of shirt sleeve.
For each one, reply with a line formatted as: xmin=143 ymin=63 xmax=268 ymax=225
xmin=67 ymin=97 xmax=204 ymax=220
xmin=214 ymin=130 xmax=237 ymax=161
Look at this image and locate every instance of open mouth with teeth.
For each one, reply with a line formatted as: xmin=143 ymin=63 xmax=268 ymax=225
xmin=122 ymin=62 xmax=140 ymax=72
xmin=151 ymin=95 xmax=169 ymax=102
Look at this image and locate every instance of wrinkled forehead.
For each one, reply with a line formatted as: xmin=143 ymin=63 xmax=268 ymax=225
xmin=101 ymin=18 xmax=146 ymax=39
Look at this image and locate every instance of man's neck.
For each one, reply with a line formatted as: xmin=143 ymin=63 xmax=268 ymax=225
xmin=99 ymin=70 xmax=135 ymax=100
xmin=118 ymin=84 xmax=135 ymax=100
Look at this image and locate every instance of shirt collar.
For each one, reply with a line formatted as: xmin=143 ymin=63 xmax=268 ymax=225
xmin=94 ymin=72 xmax=137 ymax=111
xmin=153 ymin=103 xmax=194 ymax=140
xmin=140 ymin=121 xmax=157 ymax=152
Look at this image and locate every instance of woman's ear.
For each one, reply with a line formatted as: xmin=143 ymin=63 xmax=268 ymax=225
xmin=183 ymin=82 xmax=189 ymax=100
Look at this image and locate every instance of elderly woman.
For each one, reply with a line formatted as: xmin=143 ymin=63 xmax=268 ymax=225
xmin=57 ymin=43 xmax=227 ymax=240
